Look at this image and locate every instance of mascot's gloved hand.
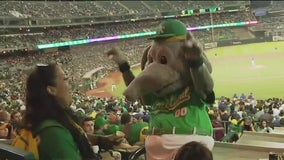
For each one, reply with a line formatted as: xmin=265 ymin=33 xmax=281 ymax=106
xmin=106 ymin=48 xmax=127 ymax=65
xmin=182 ymin=39 xmax=204 ymax=69
xmin=106 ymin=48 xmax=134 ymax=87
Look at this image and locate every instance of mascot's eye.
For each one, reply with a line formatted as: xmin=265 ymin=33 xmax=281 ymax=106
xmin=160 ymin=56 xmax=167 ymax=64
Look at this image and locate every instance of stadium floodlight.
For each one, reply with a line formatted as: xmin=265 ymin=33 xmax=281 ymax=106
xmin=37 ymin=21 xmax=258 ymax=49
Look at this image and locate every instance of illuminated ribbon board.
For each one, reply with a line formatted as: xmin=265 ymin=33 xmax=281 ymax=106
xmin=37 ymin=20 xmax=258 ymax=49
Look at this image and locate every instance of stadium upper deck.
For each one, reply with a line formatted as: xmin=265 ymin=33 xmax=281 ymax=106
xmin=0 ymin=1 xmax=247 ymax=18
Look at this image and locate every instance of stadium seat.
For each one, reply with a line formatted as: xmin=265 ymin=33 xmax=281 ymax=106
xmin=0 ymin=143 xmax=35 ymax=160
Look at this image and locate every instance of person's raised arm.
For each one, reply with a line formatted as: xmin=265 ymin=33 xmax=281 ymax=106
xmin=106 ymin=48 xmax=135 ymax=86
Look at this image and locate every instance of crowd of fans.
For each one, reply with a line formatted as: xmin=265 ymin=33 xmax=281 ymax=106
xmin=249 ymin=13 xmax=284 ymax=38
xmin=268 ymin=1 xmax=284 ymax=12
xmin=0 ymin=10 xmax=256 ymax=52
xmin=0 ymin=37 xmax=151 ymax=158
xmin=2 ymin=69 xmax=284 ymax=157
xmin=209 ymin=94 xmax=284 ymax=142
xmin=0 ymin=1 xmax=244 ymax=18
xmin=0 ymin=8 xmax=274 ymax=152
xmin=1 ymin=33 xmax=284 ymax=148
xmin=0 ymin=1 xmax=283 ymax=159
xmin=0 ymin=38 xmax=149 ymax=102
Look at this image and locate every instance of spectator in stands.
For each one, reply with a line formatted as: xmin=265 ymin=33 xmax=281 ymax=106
xmin=256 ymin=120 xmax=274 ymax=133
xmin=276 ymin=110 xmax=284 ymax=126
xmin=132 ymin=113 xmax=143 ymax=123
xmin=237 ymin=101 xmax=246 ymax=119
xmin=10 ymin=110 xmax=23 ymax=135
xmin=232 ymin=93 xmax=238 ymax=100
xmin=174 ymin=141 xmax=213 ymax=160
xmin=10 ymin=110 xmax=22 ymax=124
xmin=23 ymin=63 xmax=100 ymax=159
xmin=208 ymin=111 xmax=225 ymax=141
xmin=120 ymin=112 xmax=132 ymax=140
xmin=259 ymin=107 xmax=274 ymax=124
xmin=82 ymin=117 xmax=95 ymax=134
xmin=208 ymin=110 xmax=225 ymax=141
xmin=221 ymin=113 xmax=242 ymax=143
xmin=241 ymin=116 xmax=256 ymax=132
xmin=82 ymin=116 xmax=122 ymax=160
xmin=254 ymin=104 xmax=264 ymax=122
xmin=240 ymin=93 xmax=246 ymax=100
xmin=81 ymin=116 xmax=101 ymax=156
xmin=219 ymin=102 xmax=230 ymax=121
xmin=279 ymin=118 xmax=284 ymax=127
xmin=108 ymin=113 xmax=119 ymax=125
xmin=0 ymin=110 xmax=13 ymax=139
xmin=247 ymin=92 xmax=254 ymax=100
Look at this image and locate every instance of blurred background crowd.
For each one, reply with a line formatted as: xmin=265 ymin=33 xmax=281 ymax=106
xmin=1 ymin=1 xmax=284 ymax=156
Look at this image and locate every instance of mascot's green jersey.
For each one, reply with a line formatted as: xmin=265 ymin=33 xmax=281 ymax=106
xmin=143 ymin=87 xmax=212 ymax=136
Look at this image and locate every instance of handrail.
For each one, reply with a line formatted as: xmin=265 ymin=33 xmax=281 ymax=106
xmin=128 ymin=146 xmax=146 ymax=160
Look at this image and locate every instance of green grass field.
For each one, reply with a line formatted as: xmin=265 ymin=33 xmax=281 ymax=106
xmin=109 ymin=41 xmax=284 ymax=100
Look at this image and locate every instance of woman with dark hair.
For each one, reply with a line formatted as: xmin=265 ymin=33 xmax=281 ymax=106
xmin=174 ymin=141 xmax=213 ymax=160
xmin=23 ymin=63 xmax=103 ymax=160
xmin=257 ymin=120 xmax=274 ymax=133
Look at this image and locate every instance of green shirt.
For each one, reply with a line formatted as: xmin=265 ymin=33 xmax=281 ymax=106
xmin=34 ymin=120 xmax=81 ymax=160
xmin=128 ymin=122 xmax=149 ymax=145
xmin=143 ymin=87 xmax=212 ymax=136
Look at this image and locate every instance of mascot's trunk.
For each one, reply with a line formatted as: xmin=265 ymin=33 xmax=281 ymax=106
xmin=123 ymin=63 xmax=179 ymax=102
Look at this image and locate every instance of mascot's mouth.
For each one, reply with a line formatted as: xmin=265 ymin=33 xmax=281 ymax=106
xmin=154 ymin=80 xmax=180 ymax=96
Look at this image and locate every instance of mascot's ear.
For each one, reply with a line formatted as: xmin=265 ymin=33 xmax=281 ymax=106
xmin=141 ymin=45 xmax=151 ymax=71
xmin=186 ymin=32 xmax=195 ymax=41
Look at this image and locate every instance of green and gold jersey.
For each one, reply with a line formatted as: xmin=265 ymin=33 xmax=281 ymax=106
xmin=142 ymin=87 xmax=212 ymax=136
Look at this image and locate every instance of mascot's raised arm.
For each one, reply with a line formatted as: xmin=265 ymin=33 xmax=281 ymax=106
xmin=107 ymin=19 xmax=215 ymax=160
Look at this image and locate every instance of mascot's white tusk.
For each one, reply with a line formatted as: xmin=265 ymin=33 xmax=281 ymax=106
xmin=152 ymin=127 xmax=155 ymax=135
xmin=193 ymin=127 xmax=197 ymax=135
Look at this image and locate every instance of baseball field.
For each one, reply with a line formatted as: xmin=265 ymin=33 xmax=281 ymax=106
xmin=87 ymin=41 xmax=284 ymax=100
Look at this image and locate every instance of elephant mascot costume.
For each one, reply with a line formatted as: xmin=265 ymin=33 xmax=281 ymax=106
xmin=107 ymin=19 xmax=215 ymax=160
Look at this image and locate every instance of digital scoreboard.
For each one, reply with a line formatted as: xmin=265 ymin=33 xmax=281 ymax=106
xmin=182 ymin=7 xmax=223 ymax=16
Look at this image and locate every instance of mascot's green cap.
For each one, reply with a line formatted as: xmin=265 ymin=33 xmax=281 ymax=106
xmin=149 ymin=19 xmax=188 ymax=40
